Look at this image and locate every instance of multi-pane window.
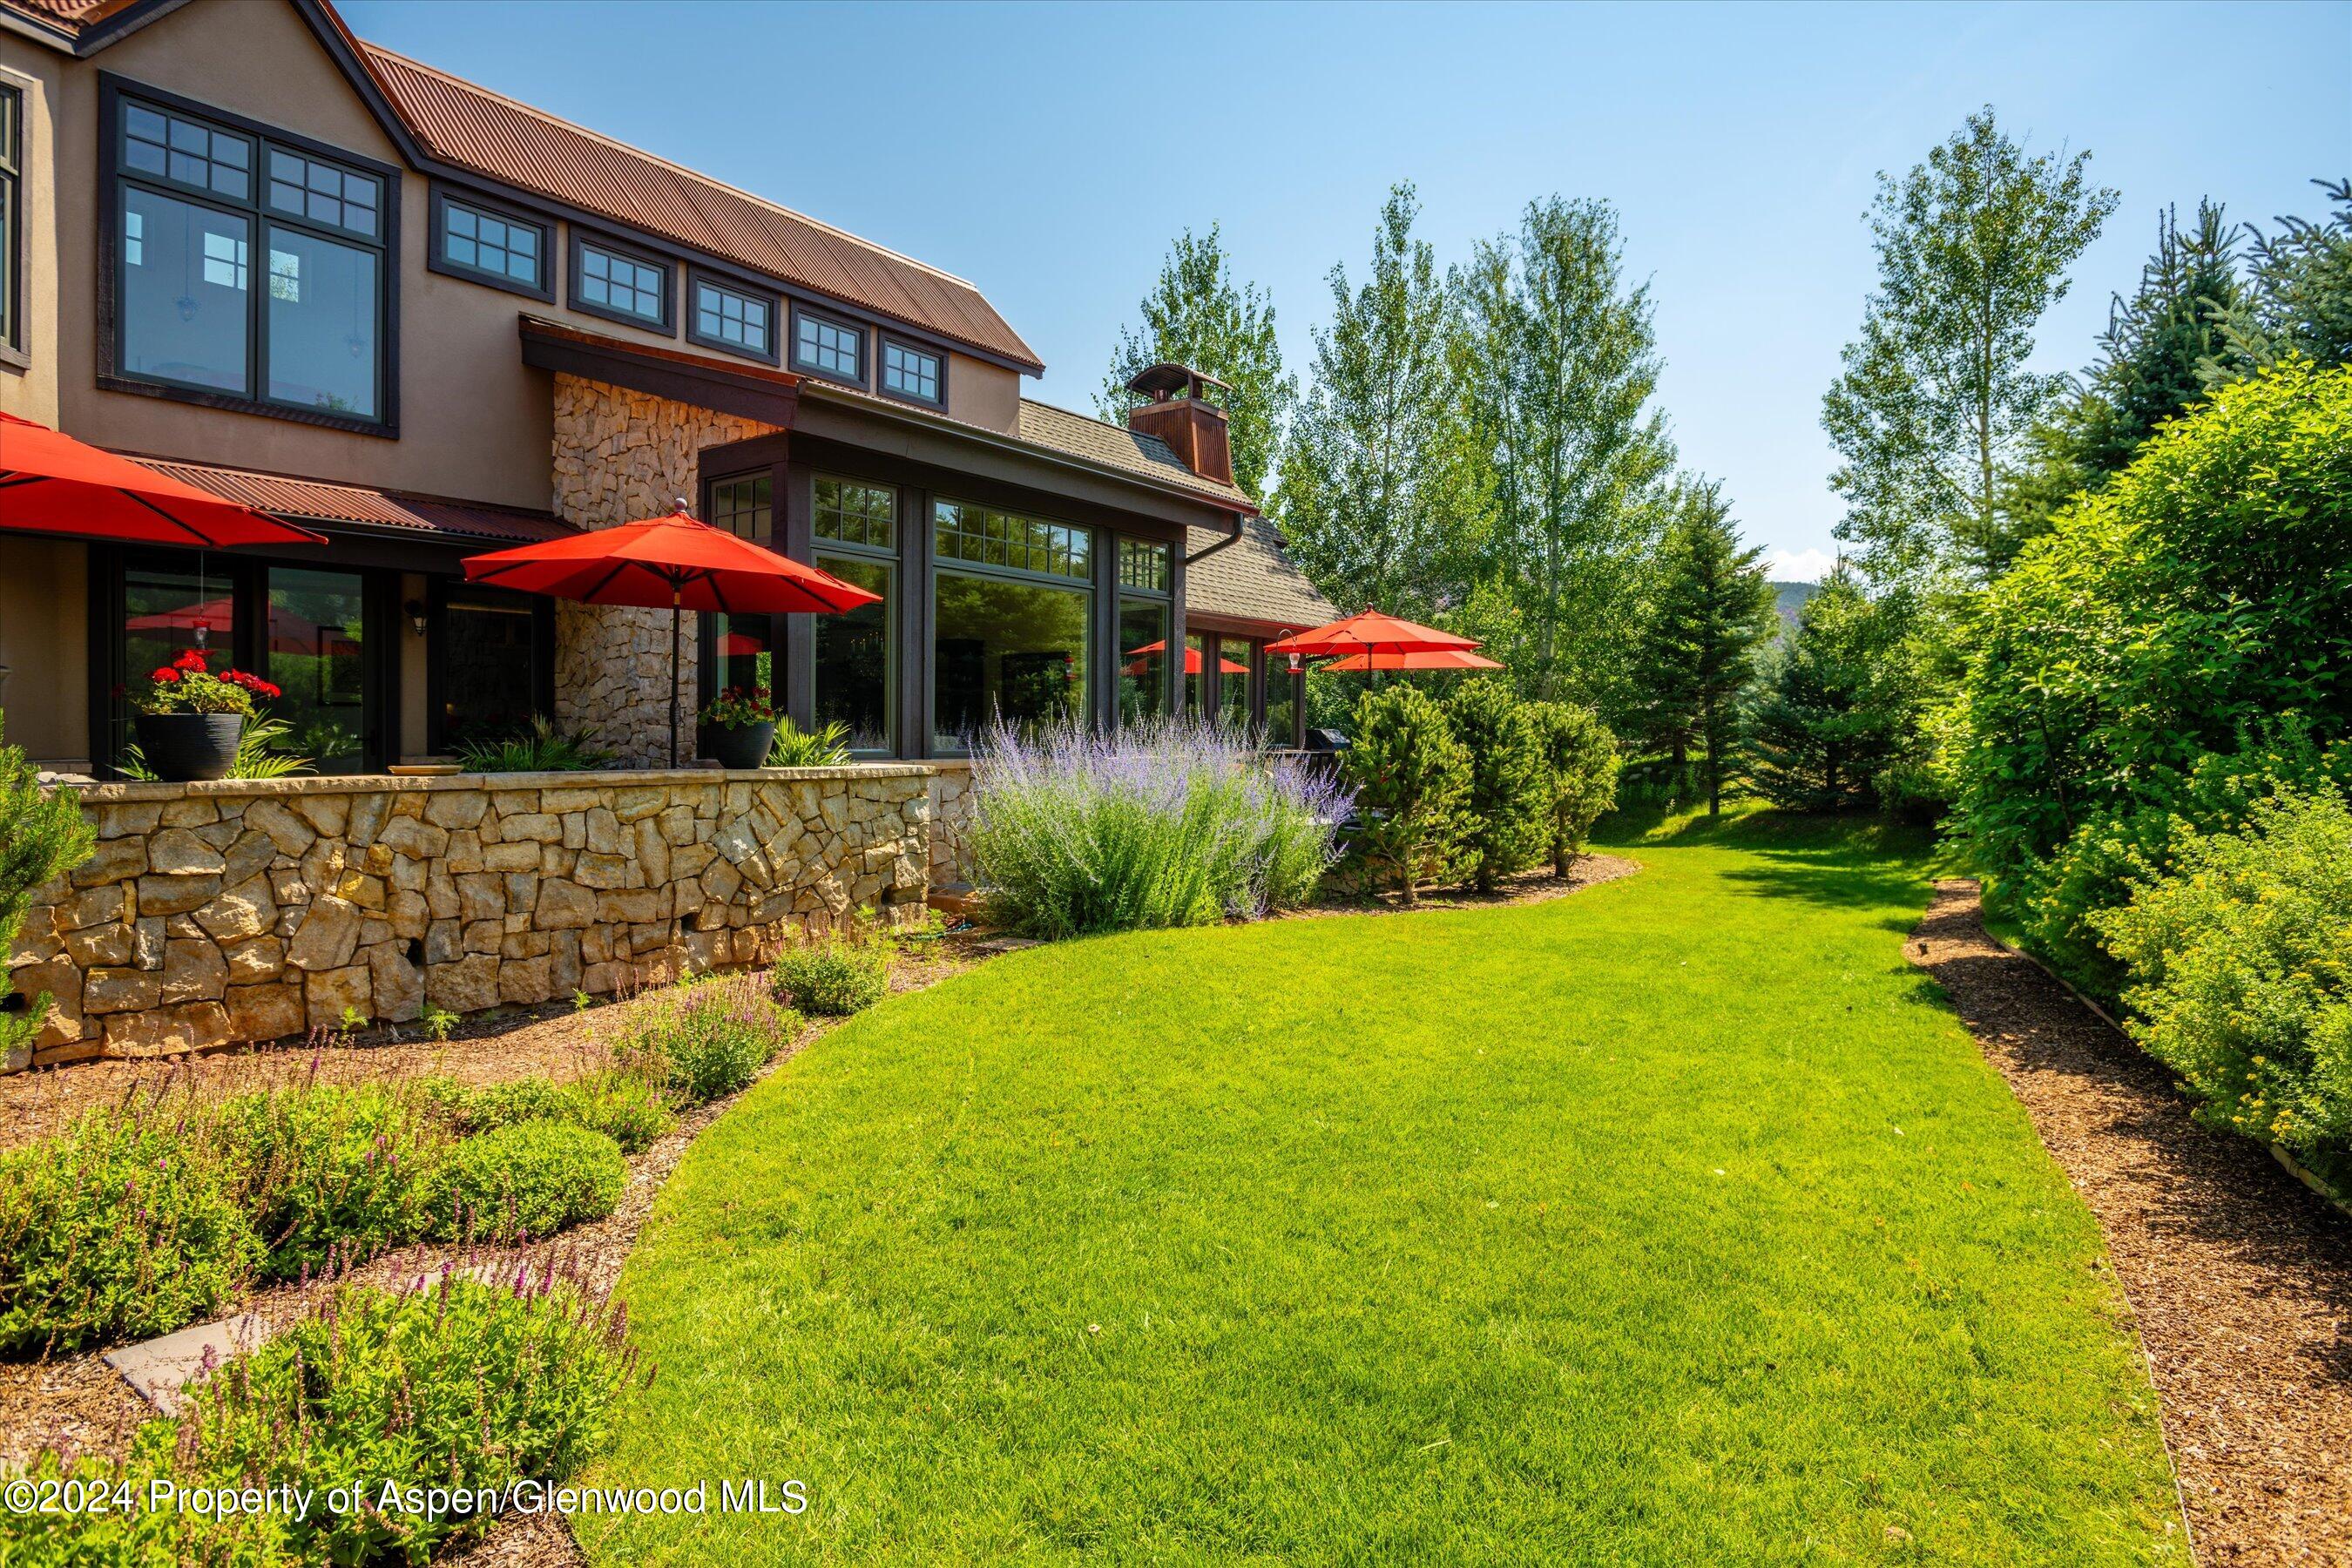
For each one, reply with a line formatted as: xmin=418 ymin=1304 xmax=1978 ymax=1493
xmin=576 ymin=240 xmax=666 ymax=325
xmin=0 ymin=84 xmax=19 ymax=351
xmin=265 ymin=148 xmax=378 ymax=237
xmin=794 ymin=312 xmax=862 ymax=379
xmin=693 ymin=279 xmax=772 ymax=357
xmin=113 ymin=91 xmax=386 ymax=422
xmin=881 ymin=341 xmax=941 ymax=403
xmin=934 ymin=501 xmax=1091 ymax=581
xmin=814 ymin=478 xmax=896 ymax=551
xmin=439 ymin=196 xmax=543 ymax=289
xmin=1118 ymin=538 xmax=1171 ymax=594
xmin=708 ymin=474 xmax=771 ymax=540
xmin=123 ymin=101 xmax=249 ymax=199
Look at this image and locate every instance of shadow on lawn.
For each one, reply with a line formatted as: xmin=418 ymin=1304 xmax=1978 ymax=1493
xmin=1609 ymin=806 xmax=1934 ymax=928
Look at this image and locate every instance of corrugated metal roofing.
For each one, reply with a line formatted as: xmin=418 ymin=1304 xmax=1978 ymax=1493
xmin=356 ymin=43 xmax=1044 ymax=373
xmin=1185 ymin=517 xmax=1337 ymax=633
xmin=125 ymin=456 xmax=574 ymax=546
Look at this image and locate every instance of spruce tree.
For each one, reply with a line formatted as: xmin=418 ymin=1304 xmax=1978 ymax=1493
xmin=1746 ymin=571 xmax=1913 ymax=812
xmin=1634 ymin=482 xmax=1777 ymax=816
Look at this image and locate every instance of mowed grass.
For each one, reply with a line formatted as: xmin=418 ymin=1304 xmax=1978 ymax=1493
xmin=582 ymin=813 xmax=2182 ymax=1565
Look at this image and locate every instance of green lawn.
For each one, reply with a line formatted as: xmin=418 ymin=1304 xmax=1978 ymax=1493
xmin=581 ymin=814 xmax=2182 ymax=1565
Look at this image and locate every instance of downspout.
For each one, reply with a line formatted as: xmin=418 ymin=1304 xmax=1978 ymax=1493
xmin=1183 ymin=510 xmax=1246 ymax=567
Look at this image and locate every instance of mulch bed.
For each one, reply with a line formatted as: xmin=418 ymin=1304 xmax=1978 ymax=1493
xmin=1909 ymin=880 xmax=2352 ymax=1566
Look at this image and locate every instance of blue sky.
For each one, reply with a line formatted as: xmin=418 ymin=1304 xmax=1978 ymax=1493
xmin=344 ymin=0 xmax=2350 ymax=580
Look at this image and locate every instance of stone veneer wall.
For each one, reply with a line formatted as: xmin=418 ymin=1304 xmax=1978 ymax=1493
xmin=549 ymin=375 xmax=780 ymax=767
xmin=5 ymin=767 xmax=932 ymax=1071
xmin=928 ymin=760 xmax=977 ymax=887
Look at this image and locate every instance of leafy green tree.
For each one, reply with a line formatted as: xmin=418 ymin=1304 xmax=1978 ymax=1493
xmin=1276 ymin=184 xmax=1484 ymax=621
xmin=1954 ymin=357 xmax=2352 ymax=941
xmin=1821 ymin=107 xmax=2119 ymax=587
xmin=1745 ymin=571 xmax=1915 ymax=813
xmin=1529 ymin=701 xmax=1621 ymax=874
xmin=1456 ymin=197 xmax=1674 ymax=722
xmin=2208 ymin=177 xmax=2352 ymax=382
xmin=0 ymin=714 xmax=95 ymax=1063
xmin=1632 ymin=480 xmax=1778 ymax=815
xmin=2007 ymin=202 xmax=2246 ymax=540
xmin=1443 ymin=678 xmax=1546 ymax=892
xmin=1098 ymin=226 xmax=1295 ymax=498
xmin=1342 ymin=684 xmax=1470 ymax=905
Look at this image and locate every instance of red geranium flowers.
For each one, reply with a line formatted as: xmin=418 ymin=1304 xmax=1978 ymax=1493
xmin=129 ymin=646 xmax=282 ymax=717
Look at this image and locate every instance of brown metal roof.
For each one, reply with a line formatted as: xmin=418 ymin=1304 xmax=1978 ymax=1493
xmin=355 ymin=42 xmax=1044 ymax=373
xmin=124 ymin=456 xmax=573 ymax=546
xmin=0 ymin=0 xmax=138 ymax=28
xmin=1185 ymin=516 xmax=1337 ymax=634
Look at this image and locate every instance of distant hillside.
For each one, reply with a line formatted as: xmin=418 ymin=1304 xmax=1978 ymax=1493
xmin=1769 ymin=580 xmax=1818 ymax=639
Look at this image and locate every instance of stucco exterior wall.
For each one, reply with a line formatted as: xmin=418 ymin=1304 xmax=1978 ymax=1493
xmin=6 ymin=764 xmax=933 ymax=1069
xmin=548 ymin=375 xmax=779 ymax=766
xmin=0 ymin=534 xmax=89 ymax=768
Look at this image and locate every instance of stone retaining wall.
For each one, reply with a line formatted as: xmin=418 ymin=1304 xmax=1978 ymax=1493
xmin=5 ymin=766 xmax=932 ymax=1070
xmin=928 ymin=760 xmax=976 ymax=887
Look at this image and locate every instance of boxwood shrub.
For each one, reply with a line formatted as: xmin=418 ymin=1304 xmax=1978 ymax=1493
xmin=432 ymin=1119 xmax=626 ymax=1244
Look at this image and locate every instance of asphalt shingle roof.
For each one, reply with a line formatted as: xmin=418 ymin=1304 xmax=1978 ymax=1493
xmin=1185 ymin=516 xmax=1337 ymax=633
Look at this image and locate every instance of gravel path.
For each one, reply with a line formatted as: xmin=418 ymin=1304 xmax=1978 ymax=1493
xmin=1909 ymin=879 xmax=2352 ymax=1565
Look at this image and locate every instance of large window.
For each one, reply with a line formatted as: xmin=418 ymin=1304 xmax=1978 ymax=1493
xmin=571 ymin=234 xmax=670 ymax=330
xmin=880 ymin=340 xmax=942 ymax=404
xmin=793 ymin=310 xmax=863 ymax=382
xmin=0 ymin=83 xmax=20 ymax=355
xmin=691 ymin=274 xmax=775 ymax=361
xmin=1118 ymin=598 xmax=1168 ymax=727
xmin=932 ymin=498 xmax=1090 ymax=752
xmin=111 ymin=89 xmax=389 ymax=425
xmin=814 ymin=477 xmax=897 ymax=754
xmin=266 ymin=567 xmax=368 ymax=773
xmin=431 ymin=188 xmax=548 ymax=297
xmin=1219 ymin=638 xmax=1254 ymax=731
xmin=432 ymin=581 xmax=547 ymax=752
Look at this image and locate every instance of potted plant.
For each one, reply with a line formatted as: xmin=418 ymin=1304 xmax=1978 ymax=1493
xmin=698 ymin=684 xmax=779 ymax=770
xmin=129 ymin=649 xmax=280 ymax=781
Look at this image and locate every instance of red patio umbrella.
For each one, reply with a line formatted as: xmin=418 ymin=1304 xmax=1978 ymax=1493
xmin=1265 ymin=609 xmax=1481 ymax=661
xmin=1123 ymin=639 xmax=1247 ymax=677
xmin=463 ymin=504 xmax=881 ymax=766
xmin=1320 ymin=647 xmax=1504 ymax=672
xmin=0 ymin=412 xmax=326 ymax=548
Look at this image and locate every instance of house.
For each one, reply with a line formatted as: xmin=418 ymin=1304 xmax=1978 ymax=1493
xmin=0 ymin=0 xmax=1334 ymax=778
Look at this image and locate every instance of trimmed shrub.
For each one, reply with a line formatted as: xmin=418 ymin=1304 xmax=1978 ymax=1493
xmin=224 ymin=1085 xmax=443 ymax=1280
xmin=1529 ymin=701 xmax=1621 ymax=874
xmin=619 ymin=973 xmax=800 ymax=1105
xmin=1342 ymin=685 xmax=1470 ymax=905
xmin=0 ymin=1108 xmax=260 ymax=1355
xmin=1443 ymin=679 xmax=1547 ymax=892
xmin=773 ymin=936 xmax=890 ymax=1017
xmin=431 ymin=1120 xmax=625 ymax=1244
xmin=968 ymin=715 xmax=1344 ymax=936
xmin=2095 ymin=789 xmax=2352 ymax=1187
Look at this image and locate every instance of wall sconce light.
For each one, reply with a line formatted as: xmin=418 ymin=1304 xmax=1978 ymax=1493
xmin=404 ymin=598 xmax=428 ymax=637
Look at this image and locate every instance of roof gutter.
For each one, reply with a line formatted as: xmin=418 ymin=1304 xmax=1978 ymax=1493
xmin=1184 ymin=514 xmax=1245 ymax=565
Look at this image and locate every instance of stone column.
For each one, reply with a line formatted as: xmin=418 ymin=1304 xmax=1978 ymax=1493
xmin=548 ymin=376 xmax=777 ymax=767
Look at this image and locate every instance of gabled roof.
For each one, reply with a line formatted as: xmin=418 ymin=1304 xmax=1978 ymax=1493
xmin=353 ymin=41 xmax=1044 ymax=373
xmin=124 ymin=456 xmax=574 ymax=545
xmin=1185 ymin=516 xmax=1336 ymax=633
xmin=1017 ymin=400 xmax=1255 ymax=512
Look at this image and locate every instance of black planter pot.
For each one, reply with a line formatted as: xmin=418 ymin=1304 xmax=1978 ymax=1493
xmin=134 ymin=712 xmax=244 ymax=781
xmin=701 ymin=720 xmax=776 ymax=770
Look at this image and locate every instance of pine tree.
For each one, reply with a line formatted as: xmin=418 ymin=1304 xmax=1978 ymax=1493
xmin=1746 ymin=571 xmax=1914 ymax=812
xmin=1633 ymin=482 xmax=1777 ymax=815
xmin=1529 ymin=701 xmax=1621 ymax=874
xmin=1443 ymin=678 xmax=1545 ymax=891
xmin=2207 ymin=177 xmax=2352 ymax=381
xmin=1098 ymin=226 xmax=1294 ymax=499
xmin=1342 ymin=684 xmax=1469 ymax=905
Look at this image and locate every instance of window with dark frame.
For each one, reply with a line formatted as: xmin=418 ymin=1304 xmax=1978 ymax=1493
xmin=708 ymin=473 xmax=772 ymax=540
xmin=812 ymin=476 xmax=900 ymax=756
xmin=1117 ymin=538 xmax=1171 ymax=594
xmin=814 ymin=477 xmax=896 ymax=551
xmin=574 ymin=236 xmax=667 ymax=327
xmin=112 ymin=88 xmax=389 ymax=424
xmin=793 ymin=311 xmax=863 ymax=381
xmin=691 ymin=276 xmax=774 ymax=359
xmin=0 ymin=84 xmax=19 ymax=353
xmin=880 ymin=340 xmax=942 ymax=404
xmin=934 ymin=501 xmax=1091 ymax=580
xmin=436 ymin=192 xmax=544 ymax=292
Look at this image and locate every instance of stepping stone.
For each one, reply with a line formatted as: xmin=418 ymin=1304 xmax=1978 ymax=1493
xmin=104 ymin=1311 xmax=271 ymax=1415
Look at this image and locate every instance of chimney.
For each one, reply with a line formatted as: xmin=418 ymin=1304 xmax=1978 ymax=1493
xmin=1124 ymin=363 xmax=1234 ymax=488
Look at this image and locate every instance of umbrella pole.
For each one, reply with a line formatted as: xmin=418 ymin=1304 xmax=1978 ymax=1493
xmin=669 ymin=586 xmax=681 ymax=769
